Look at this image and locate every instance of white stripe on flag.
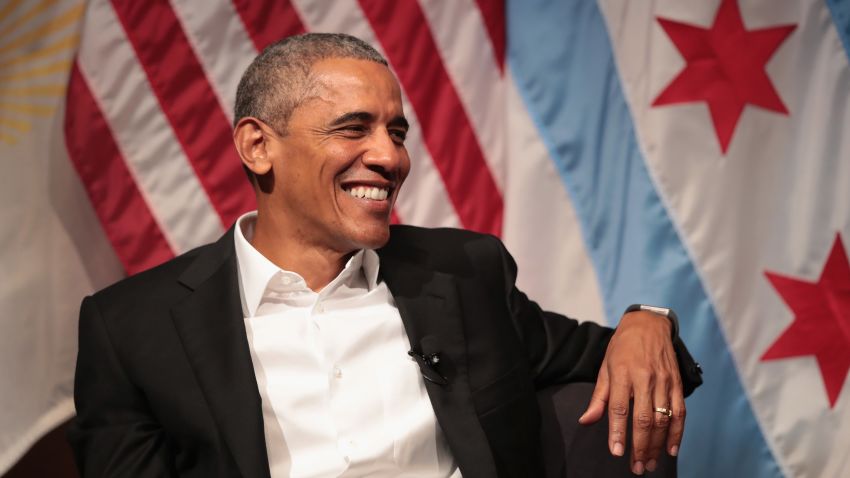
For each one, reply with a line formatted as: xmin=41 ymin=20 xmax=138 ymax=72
xmin=503 ymin=73 xmax=607 ymax=323
xmin=78 ymin=1 xmax=223 ymax=253
xmin=417 ymin=0 xmax=507 ymax=189
xmin=169 ymin=0 xmax=258 ymax=122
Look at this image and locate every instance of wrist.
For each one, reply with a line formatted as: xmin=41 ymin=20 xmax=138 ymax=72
xmin=624 ymin=304 xmax=679 ymax=339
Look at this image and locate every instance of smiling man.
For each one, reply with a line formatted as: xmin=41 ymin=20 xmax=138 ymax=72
xmin=233 ymin=52 xmax=410 ymax=290
xmin=70 ymin=33 xmax=702 ymax=477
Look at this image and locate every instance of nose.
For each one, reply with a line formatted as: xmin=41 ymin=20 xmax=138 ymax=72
xmin=362 ymin=128 xmax=404 ymax=174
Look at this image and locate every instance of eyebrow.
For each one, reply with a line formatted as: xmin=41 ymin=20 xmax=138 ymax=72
xmin=329 ymin=111 xmax=409 ymax=130
xmin=389 ymin=116 xmax=409 ymax=130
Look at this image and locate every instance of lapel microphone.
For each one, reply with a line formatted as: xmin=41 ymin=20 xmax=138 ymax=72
xmin=408 ymin=335 xmax=448 ymax=385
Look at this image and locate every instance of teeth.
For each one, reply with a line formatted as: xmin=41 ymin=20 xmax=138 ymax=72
xmin=346 ymin=186 xmax=389 ymax=200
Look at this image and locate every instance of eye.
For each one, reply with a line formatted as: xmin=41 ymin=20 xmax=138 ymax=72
xmin=337 ymin=124 xmax=368 ymax=137
xmin=389 ymin=128 xmax=407 ymax=144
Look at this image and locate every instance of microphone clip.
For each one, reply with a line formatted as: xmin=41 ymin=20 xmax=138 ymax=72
xmin=408 ymin=350 xmax=448 ymax=386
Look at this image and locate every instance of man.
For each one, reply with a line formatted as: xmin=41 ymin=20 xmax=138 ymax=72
xmin=70 ymin=33 xmax=701 ymax=477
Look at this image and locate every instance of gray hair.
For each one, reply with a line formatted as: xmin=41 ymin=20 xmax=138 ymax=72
xmin=233 ymin=33 xmax=388 ymax=134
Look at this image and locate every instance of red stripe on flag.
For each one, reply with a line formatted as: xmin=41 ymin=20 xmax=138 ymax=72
xmin=110 ymin=0 xmax=255 ymax=228
xmin=231 ymin=0 xmax=305 ymax=52
xmin=475 ymin=0 xmax=506 ymax=73
xmin=65 ymin=63 xmax=175 ymax=275
xmin=359 ymin=0 xmax=504 ymax=236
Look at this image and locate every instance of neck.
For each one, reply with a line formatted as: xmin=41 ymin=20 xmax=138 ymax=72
xmin=250 ymin=211 xmax=353 ymax=292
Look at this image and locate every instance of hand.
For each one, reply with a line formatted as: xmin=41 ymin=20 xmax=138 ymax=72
xmin=578 ymin=311 xmax=686 ymax=475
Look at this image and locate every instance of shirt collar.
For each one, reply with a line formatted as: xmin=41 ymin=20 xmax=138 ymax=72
xmin=233 ymin=211 xmax=381 ymax=317
xmin=234 ymin=212 xmax=281 ymax=317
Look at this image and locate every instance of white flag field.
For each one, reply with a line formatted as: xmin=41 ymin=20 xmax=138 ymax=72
xmin=1 ymin=0 xmax=848 ymax=476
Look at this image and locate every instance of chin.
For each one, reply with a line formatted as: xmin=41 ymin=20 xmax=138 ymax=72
xmin=346 ymin=223 xmax=391 ymax=250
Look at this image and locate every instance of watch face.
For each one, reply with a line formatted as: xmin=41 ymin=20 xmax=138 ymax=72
xmin=641 ymin=305 xmax=671 ymax=317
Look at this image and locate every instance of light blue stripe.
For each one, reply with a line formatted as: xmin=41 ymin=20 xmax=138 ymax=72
xmin=826 ymin=0 xmax=850 ymax=62
xmin=507 ymin=0 xmax=782 ymax=476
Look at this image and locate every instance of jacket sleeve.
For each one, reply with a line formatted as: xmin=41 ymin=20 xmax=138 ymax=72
xmin=489 ymin=235 xmax=703 ymax=396
xmin=68 ymin=295 xmax=178 ymax=477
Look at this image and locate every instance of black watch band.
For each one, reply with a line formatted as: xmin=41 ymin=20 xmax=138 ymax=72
xmin=624 ymin=304 xmax=680 ymax=339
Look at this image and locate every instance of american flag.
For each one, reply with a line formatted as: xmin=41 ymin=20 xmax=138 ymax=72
xmin=3 ymin=0 xmax=849 ymax=476
xmin=67 ymin=0 xmax=512 ymax=274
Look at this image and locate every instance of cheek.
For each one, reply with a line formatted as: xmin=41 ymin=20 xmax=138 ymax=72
xmin=323 ymin=147 xmax=361 ymax=182
xmin=399 ymin=152 xmax=412 ymax=181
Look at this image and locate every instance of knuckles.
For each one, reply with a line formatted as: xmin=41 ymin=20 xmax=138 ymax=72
xmin=636 ymin=411 xmax=653 ymax=430
xmin=654 ymin=414 xmax=671 ymax=428
xmin=609 ymin=403 xmax=629 ymax=418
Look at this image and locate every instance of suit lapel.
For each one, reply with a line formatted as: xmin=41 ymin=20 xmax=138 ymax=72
xmin=171 ymin=230 xmax=270 ymax=478
xmin=167 ymin=228 xmax=498 ymax=477
xmin=379 ymin=249 xmax=498 ymax=478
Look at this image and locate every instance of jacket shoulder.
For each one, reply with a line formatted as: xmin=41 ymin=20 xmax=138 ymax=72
xmin=383 ymin=225 xmax=508 ymax=275
xmin=89 ymin=240 xmax=218 ymax=312
xmin=386 ymin=224 xmax=501 ymax=253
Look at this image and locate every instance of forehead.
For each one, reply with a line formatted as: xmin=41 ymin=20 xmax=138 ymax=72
xmin=302 ymin=57 xmax=403 ymax=116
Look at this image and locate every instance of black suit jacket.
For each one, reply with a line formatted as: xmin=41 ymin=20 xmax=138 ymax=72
xmin=69 ymin=225 xmax=702 ymax=477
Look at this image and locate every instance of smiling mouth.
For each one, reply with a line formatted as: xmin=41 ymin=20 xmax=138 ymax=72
xmin=343 ymin=185 xmax=390 ymax=201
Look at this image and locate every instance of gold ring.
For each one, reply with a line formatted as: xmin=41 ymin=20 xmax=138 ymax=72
xmin=655 ymin=407 xmax=672 ymax=417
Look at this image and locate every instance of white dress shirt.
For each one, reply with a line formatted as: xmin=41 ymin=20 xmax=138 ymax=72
xmin=234 ymin=212 xmax=461 ymax=478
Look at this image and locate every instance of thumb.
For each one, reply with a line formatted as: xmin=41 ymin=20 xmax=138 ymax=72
xmin=579 ymin=366 xmax=610 ymax=425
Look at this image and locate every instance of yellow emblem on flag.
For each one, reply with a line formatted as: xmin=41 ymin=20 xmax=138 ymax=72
xmin=0 ymin=0 xmax=83 ymax=145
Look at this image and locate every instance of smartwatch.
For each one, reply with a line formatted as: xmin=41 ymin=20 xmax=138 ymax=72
xmin=624 ymin=304 xmax=679 ymax=339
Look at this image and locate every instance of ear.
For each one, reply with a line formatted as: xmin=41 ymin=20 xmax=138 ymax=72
xmin=233 ymin=117 xmax=274 ymax=176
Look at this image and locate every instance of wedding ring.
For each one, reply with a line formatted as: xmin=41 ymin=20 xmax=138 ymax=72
xmin=654 ymin=407 xmax=673 ymax=417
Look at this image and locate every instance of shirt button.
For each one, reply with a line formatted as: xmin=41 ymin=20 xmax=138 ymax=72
xmin=333 ymin=367 xmax=343 ymax=379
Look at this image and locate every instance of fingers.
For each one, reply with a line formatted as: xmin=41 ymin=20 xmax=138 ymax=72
xmin=579 ymin=365 xmax=609 ymax=425
xmin=598 ymin=312 xmax=689 ymax=474
xmin=666 ymin=377 xmax=687 ymax=457
xmin=629 ymin=369 xmax=653 ymax=475
xmin=578 ymin=392 xmax=608 ymax=425
xmin=645 ymin=371 xmax=672 ymax=473
xmin=607 ymin=368 xmax=630 ymax=459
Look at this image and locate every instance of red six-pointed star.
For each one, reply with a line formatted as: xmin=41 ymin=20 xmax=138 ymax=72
xmin=763 ymin=234 xmax=850 ymax=408
xmin=652 ymin=0 xmax=796 ymax=153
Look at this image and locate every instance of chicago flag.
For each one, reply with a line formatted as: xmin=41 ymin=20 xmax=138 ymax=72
xmin=509 ymin=0 xmax=850 ymax=476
